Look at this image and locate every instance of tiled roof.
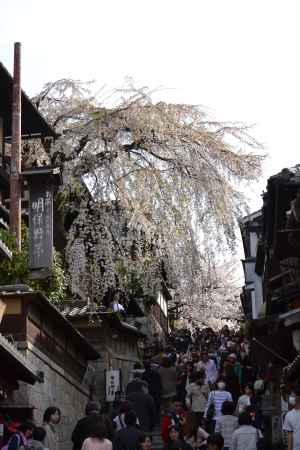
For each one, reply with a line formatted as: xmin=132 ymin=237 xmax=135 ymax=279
xmin=61 ymin=303 xmax=105 ymax=318
xmin=61 ymin=303 xmax=146 ymax=338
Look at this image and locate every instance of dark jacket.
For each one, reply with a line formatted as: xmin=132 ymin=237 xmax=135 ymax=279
xmin=113 ymin=426 xmax=143 ymax=450
xmin=126 ymin=378 xmax=146 ymax=395
xmin=71 ymin=413 xmax=114 ymax=450
xmin=127 ymin=391 xmax=156 ymax=432
xmin=142 ymin=368 xmax=162 ymax=400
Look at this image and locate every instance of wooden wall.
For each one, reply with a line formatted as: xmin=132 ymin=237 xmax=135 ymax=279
xmin=0 ymin=295 xmax=89 ymax=382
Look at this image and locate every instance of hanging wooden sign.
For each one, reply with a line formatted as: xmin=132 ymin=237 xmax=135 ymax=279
xmin=22 ymin=167 xmax=61 ymax=277
xmin=28 ymin=176 xmax=53 ymax=269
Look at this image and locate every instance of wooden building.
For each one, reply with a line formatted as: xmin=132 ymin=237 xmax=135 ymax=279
xmin=239 ymin=210 xmax=263 ymax=319
xmin=0 ymin=329 xmax=38 ymax=448
xmin=62 ymin=302 xmax=144 ymax=403
xmin=0 ymin=286 xmax=99 ymax=449
xmin=0 ymin=60 xmax=56 ymax=211
xmin=240 ymin=166 xmax=300 ymax=447
xmin=257 ymin=167 xmax=300 ymax=315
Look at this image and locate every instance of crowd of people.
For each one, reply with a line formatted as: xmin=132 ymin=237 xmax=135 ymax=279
xmin=0 ymin=326 xmax=278 ymax=450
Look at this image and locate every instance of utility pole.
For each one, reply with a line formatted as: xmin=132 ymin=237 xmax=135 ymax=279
xmin=10 ymin=42 xmax=22 ymax=251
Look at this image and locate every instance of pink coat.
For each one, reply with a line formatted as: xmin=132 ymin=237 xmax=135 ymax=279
xmin=81 ymin=438 xmax=112 ymax=450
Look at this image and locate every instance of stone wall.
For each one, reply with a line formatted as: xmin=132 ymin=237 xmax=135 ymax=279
xmin=78 ymin=322 xmax=141 ymax=403
xmin=89 ymin=335 xmax=140 ymax=403
xmin=15 ymin=342 xmax=90 ymax=450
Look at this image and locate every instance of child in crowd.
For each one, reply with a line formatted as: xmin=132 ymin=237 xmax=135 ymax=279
xmin=29 ymin=426 xmax=49 ymax=450
xmin=138 ymin=434 xmax=152 ymax=450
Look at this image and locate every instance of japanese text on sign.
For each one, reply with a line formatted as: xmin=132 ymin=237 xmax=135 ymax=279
xmin=29 ymin=178 xmax=53 ymax=270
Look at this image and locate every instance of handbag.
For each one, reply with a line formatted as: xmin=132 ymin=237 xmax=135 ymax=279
xmin=206 ymin=392 xmax=215 ymax=421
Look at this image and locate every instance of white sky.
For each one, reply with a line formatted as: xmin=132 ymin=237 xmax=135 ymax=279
xmin=1 ymin=0 xmax=300 ymax=212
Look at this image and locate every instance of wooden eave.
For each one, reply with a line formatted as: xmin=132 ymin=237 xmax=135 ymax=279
xmin=0 ymin=62 xmax=56 ymax=139
xmin=0 ymin=290 xmax=99 ymax=360
xmin=21 ymin=166 xmax=62 ymax=185
xmin=0 ymin=333 xmax=38 ymax=384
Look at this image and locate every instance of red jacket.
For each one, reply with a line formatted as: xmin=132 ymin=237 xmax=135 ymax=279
xmin=161 ymin=411 xmax=186 ymax=444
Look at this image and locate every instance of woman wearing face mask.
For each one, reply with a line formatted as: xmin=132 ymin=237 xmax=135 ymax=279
xmin=204 ymin=378 xmax=232 ymax=433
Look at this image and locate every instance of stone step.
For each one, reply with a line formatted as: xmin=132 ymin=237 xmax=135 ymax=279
xmin=151 ymin=424 xmax=163 ymax=449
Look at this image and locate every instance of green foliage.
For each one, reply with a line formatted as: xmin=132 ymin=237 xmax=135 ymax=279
xmin=56 ymin=181 xmax=86 ymax=210
xmin=0 ymin=225 xmax=67 ymax=304
xmin=116 ymin=259 xmax=158 ymax=306
xmin=0 ymin=226 xmax=29 ymax=284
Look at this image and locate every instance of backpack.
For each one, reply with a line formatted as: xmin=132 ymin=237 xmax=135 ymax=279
xmin=1 ymin=432 xmax=27 ymax=450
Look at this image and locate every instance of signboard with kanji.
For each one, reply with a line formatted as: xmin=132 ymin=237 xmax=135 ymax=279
xmin=106 ymin=369 xmax=121 ymax=402
xmin=28 ymin=176 xmax=53 ymax=270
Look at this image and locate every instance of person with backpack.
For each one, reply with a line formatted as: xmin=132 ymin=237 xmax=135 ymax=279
xmin=204 ymin=379 xmax=232 ymax=434
xmin=113 ymin=401 xmax=139 ymax=432
xmin=3 ymin=421 xmax=35 ymax=450
xmin=113 ymin=411 xmax=143 ymax=450
xmin=127 ymin=382 xmax=156 ymax=433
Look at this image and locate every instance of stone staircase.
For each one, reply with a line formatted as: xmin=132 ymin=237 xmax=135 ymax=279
xmin=151 ymin=425 xmax=164 ymax=450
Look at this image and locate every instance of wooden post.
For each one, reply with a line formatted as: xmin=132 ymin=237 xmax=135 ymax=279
xmin=0 ymin=117 xmax=3 ymax=155
xmin=0 ymin=117 xmax=3 ymax=203
xmin=10 ymin=42 xmax=22 ymax=251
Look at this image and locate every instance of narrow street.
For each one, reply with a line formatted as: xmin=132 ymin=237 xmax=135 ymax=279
xmin=1 ymin=2 xmax=300 ymax=450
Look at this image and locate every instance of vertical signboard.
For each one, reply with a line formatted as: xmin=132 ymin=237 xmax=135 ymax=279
xmin=105 ymin=369 xmax=121 ymax=402
xmin=28 ymin=176 xmax=53 ymax=270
